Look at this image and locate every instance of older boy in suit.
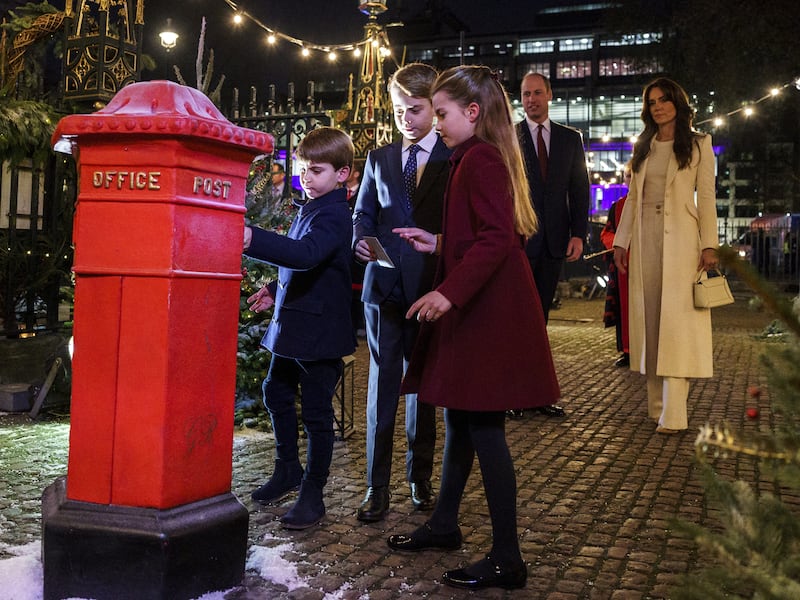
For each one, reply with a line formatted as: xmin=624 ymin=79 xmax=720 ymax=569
xmin=352 ymin=63 xmax=450 ymax=521
xmin=243 ymin=127 xmax=356 ymax=530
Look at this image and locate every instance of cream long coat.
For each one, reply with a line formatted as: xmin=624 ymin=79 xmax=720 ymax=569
xmin=613 ymin=133 xmax=717 ymax=378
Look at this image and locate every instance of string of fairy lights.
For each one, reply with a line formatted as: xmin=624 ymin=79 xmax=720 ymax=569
xmin=587 ymin=76 xmax=800 ymax=186
xmin=220 ymin=0 xmax=400 ymax=66
xmin=184 ymin=5 xmax=799 ymax=191
xmin=218 ymin=0 xmax=798 ymax=131
xmin=696 ymin=76 xmax=800 ymax=127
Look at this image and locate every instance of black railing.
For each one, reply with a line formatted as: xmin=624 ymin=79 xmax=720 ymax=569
xmin=1 ymin=154 xmax=75 ymax=338
xmin=731 ymin=226 xmax=800 ymax=287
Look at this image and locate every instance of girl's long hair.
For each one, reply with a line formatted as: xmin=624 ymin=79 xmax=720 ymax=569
xmin=432 ymin=66 xmax=538 ymax=238
xmin=631 ymin=77 xmax=701 ymax=173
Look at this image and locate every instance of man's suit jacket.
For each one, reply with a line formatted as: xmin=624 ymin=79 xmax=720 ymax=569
xmin=245 ymin=187 xmax=356 ymax=361
xmin=272 ymin=180 xmax=299 ymax=203
xmin=517 ymin=120 xmax=590 ymax=259
xmin=353 ymin=136 xmax=451 ymax=306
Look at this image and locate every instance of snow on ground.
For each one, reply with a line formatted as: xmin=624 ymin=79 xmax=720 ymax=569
xmin=0 ymin=537 xmax=354 ymax=600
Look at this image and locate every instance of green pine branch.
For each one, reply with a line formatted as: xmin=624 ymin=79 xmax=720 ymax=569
xmin=675 ymin=246 xmax=800 ymax=597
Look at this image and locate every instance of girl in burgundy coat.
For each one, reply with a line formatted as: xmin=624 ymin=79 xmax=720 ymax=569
xmin=390 ymin=65 xmax=559 ymax=591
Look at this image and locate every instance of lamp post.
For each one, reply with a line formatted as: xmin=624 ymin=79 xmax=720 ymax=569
xmin=159 ymin=18 xmax=179 ymax=51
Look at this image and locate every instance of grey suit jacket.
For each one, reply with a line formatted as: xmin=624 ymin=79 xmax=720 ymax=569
xmin=353 ymin=136 xmax=451 ymax=306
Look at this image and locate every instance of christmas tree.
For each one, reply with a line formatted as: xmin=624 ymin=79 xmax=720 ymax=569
xmin=674 ymin=246 xmax=800 ymax=598
xmin=235 ymin=154 xmax=298 ymax=430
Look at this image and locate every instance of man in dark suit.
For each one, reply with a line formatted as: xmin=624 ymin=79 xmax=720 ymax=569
xmin=352 ymin=63 xmax=450 ymax=522
xmin=517 ymin=71 xmax=590 ymax=417
xmin=270 ymin=162 xmax=296 ymax=203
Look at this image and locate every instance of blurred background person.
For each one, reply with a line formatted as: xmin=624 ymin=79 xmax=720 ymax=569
xmin=601 ymin=162 xmax=632 ymax=367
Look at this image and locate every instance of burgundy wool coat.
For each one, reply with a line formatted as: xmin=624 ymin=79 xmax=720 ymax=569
xmin=401 ymin=136 xmax=560 ymax=411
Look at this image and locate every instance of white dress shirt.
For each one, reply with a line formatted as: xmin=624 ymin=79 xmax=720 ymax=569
xmin=402 ymin=128 xmax=439 ymax=186
xmin=525 ymin=116 xmax=551 ymax=158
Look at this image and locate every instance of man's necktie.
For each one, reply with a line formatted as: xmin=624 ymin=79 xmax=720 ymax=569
xmin=537 ymin=125 xmax=548 ymax=181
xmin=403 ymin=144 xmax=420 ymax=208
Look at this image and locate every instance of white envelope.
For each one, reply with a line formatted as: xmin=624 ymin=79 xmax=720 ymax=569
xmin=363 ymin=236 xmax=395 ymax=268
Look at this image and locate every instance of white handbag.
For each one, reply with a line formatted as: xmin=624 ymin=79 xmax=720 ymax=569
xmin=694 ymin=269 xmax=734 ymax=309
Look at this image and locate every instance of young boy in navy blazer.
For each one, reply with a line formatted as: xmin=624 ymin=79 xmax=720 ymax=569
xmin=243 ymin=127 xmax=356 ymax=529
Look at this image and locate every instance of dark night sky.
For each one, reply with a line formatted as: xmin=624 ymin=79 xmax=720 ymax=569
xmin=141 ymin=0 xmax=557 ymax=93
xmin=1 ymin=1 xmax=579 ymax=100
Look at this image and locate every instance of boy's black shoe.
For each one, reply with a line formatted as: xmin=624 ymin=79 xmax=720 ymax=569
xmin=357 ymin=486 xmax=390 ymax=522
xmin=410 ymin=481 xmax=436 ymax=511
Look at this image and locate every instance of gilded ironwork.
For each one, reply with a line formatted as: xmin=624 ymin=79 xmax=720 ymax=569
xmin=5 ymin=12 xmax=66 ymax=91
xmin=230 ymin=0 xmax=395 ymax=167
xmin=349 ymin=0 xmax=393 ymax=159
xmin=62 ymin=0 xmax=143 ymax=105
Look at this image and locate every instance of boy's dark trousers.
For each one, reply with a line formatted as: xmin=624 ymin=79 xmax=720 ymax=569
xmin=262 ymin=356 xmax=344 ymax=488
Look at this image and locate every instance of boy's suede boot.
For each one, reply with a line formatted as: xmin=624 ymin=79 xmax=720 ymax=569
xmin=281 ymin=479 xmax=325 ymax=529
xmin=251 ymin=458 xmax=303 ymax=505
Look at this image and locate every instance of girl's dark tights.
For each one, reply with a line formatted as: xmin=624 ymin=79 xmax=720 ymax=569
xmin=429 ymin=408 xmax=522 ymax=566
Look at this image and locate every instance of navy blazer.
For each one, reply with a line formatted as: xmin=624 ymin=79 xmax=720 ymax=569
xmin=517 ymin=120 xmax=590 ymax=259
xmin=353 ymin=136 xmax=451 ymax=306
xmin=245 ymin=187 xmax=356 ymax=361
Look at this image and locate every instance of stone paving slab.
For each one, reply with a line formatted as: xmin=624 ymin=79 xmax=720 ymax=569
xmin=0 ymin=297 xmax=790 ymax=599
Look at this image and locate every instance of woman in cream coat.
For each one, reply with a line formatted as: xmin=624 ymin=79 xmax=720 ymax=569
xmin=613 ymin=77 xmax=718 ymax=434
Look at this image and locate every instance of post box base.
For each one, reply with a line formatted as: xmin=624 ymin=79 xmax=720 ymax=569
xmin=41 ymin=477 xmax=249 ymax=600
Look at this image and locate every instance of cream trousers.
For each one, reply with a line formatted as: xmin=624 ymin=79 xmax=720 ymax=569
xmin=647 ymin=376 xmax=690 ymax=430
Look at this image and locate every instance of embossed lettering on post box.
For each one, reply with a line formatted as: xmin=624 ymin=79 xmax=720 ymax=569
xmin=92 ymin=170 xmax=162 ymax=190
xmin=192 ymin=176 xmax=233 ymax=199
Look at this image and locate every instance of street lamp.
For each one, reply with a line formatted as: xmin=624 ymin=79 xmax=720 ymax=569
xmin=159 ymin=18 xmax=179 ymax=51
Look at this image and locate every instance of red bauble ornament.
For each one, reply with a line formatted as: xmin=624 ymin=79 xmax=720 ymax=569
xmin=746 ymin=407 xmax=759 ymax=419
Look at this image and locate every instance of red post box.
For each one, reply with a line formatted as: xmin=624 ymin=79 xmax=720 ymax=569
xmin=42 ymin=81 xmax=272 ymax=600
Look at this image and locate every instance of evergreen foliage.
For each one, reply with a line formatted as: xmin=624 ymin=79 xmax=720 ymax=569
xmin=674 ymin=246 xmax=800 ymax=598
xmin=0 ymin=1 xmax=62 ymax=102
xmin=0 ymin=98 xmax=59 ymax=165
xmin=234 ymin=154 xmax=297 ymax=429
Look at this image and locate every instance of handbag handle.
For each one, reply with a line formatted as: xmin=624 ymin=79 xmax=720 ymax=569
xmin=696 ymin=268 xmax=724 ymax=283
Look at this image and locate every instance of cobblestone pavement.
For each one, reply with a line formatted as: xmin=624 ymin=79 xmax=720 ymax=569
xmin=0 ymin=296 xmax=787 ymax=599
